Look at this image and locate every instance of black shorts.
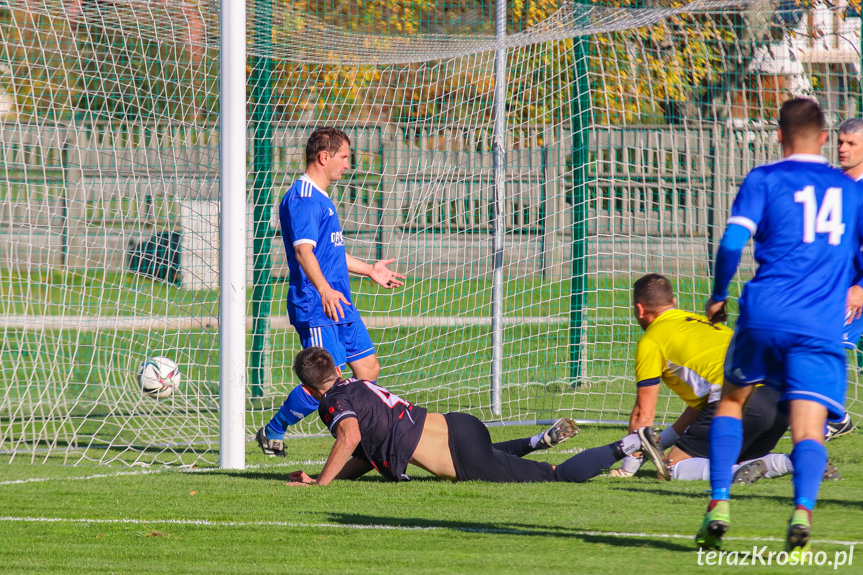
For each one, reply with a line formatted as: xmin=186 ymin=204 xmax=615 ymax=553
xmin=444 ymin=412 xmax=556 ymax=483
xmin=675 ymin=384 xmax=789 ymax=461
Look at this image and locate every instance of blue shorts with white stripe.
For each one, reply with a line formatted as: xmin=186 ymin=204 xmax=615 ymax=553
xmin=296 ymin=321 xmax=376 ymax=370
xmin=725 ymin=327 xmax=847 ymax=420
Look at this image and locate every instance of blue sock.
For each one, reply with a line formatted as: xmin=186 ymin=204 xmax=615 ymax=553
xmin=709 ymin=415 xmax=743 ymax=501
xmin=791 ymin=439 xmax=827 ymax=511
xmin=266 ymin=384 xmax=320 ymax=439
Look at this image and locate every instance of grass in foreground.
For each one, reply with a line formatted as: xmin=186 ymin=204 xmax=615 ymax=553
xmin=1 ymin=426 xmax=861 ymax=574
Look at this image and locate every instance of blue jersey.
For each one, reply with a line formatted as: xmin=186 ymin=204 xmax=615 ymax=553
xmin=729 ymin=154 xmax=863 ymax=342
xmin=850 ymin=173 xmax=863 ymax=290
xmin=279 ymin=174 xmax=360 ymax=328
xmin=843 ymin=173 xmax=863 ymax=349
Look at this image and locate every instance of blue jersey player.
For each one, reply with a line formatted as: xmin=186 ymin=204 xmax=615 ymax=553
xmin=832 ymin=119 xmax=863 ymax=439
xmin=256 ymin=128 xmax=406 ymax=457
xmin=696 ymin=99 xmax=863 ymax=555
xmin=839 ymin=119 xmax=863 ymax=353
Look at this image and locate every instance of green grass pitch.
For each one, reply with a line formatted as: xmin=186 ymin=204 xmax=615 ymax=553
xmin=1 ymin=426 xmax=861 ymax=574
xmin=2 ymin=269 xmax=862 ymax=572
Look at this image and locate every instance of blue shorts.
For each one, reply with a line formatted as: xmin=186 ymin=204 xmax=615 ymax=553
xmin=843 ymin=313 xmax=863 ymax=350
xmin=296 ymin=321 xmax=375 ymax=370
xmin=724 ymin=327 xmax=847 ymax=419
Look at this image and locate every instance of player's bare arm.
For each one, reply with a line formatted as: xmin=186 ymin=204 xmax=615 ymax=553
xmin=407 ymin=412 xmax=458 ymax=480
xmin=291 ymin=456 xmax=373 ymax=485
xmin=704 ymin=297 xmax=727 ymax=324
xmin=346 ymin=254 xmax=406 ymax=289
xmin=336 ymin=457 xmax=375 ymax=479
xmin=662 ymin=406 xmax=704 ymax=465
xmin=629 ymin=384 xmax=660 ymax=432
xmin=288 ymin=416 xmax=363 ymax=486
xmin=617 ymin=385 xmax=662 ymax=476
xmin=848 ymin=285 xmax=863 ymax=321
xmin=672 ymin=405 xmax=702 ymax=435
xmin=294 ymin=242 xmax=351 ymax=321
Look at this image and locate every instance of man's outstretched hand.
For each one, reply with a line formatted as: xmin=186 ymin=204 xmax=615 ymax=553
xmin=286 ymin=470 xmax=315 ymax=486
xmin=705 ymin=297 xmax=728 ymax=324
xmin=368 ymin=259 xmax=406 ymax=289
xmin=848 ymin=285 xmax=863 ymax=322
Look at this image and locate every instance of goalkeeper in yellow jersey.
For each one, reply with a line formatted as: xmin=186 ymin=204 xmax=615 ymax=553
xmin=612 ymin=273 xmax=793 ymax=482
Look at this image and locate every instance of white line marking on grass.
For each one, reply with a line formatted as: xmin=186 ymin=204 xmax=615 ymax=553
xmin=247 ymin=459 xmax=327 ymax=469
xmin=0 ymin=470 xmax=162 ymax=485
xmin=1 ymin=516 xmax=860 ymax=547
xmin=0 ymin=516 xmax=440 ymax=531
xmin=551 ymin=447 xmax=586 ymax=455
xmin=0 ymin=460 xmax=326 ymax=486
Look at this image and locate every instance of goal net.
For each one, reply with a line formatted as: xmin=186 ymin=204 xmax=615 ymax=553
xmin=1 ymin=0 xmax=860 ymax=465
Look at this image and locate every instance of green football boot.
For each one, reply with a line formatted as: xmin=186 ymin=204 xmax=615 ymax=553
xmin=785 ymin=508 xmax=812 ymax=557
xmin=695 ymin=500 xmax=730 ymax=550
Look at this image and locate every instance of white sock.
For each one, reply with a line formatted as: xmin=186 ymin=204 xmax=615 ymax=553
xmin=759 ymin=453 xmax=793 ymax=478
xmin=619 ymin=455 xmax=644 ymax=474
xmin=619 ymin=433 xmax=641 ymax=456
xmin=670 ymin=457 xmax=711 ymax=481
xmin=671 ymin=454 xmax=792 ymax=481
xmin=529 ymin=431 xmax=545 ymax=449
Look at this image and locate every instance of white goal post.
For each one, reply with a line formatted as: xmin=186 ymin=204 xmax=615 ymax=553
xmin=0 ymin=0 xmax=860 ymax=467
xmin=219 ymin=0 xmax=247 ymax=470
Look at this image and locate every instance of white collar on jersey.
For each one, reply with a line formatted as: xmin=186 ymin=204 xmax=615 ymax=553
xmin=781 ymin=153 xmax=829 ymax=164
xmin=299 ymin=173 xmax=329 ymax=198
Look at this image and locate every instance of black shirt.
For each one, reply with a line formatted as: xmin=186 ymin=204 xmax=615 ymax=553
xmin=318 ymin=378 xmax=428 ymax=482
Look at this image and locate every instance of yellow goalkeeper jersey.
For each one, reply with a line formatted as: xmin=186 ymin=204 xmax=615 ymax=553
xmin=635 ymin=308 xmax=733 ymax=409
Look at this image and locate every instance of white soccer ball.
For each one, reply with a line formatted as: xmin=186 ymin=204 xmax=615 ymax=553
xmin=138 ymin=356 xmax=181 ymax=399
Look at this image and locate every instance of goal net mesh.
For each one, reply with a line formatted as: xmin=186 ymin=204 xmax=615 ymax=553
xmin=1 ymin=0 xmax=860 ymax=465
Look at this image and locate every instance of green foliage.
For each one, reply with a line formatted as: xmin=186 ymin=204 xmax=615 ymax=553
xmin=592 ymin=13 xmax=728 ymax=123
xmin=0 ymin=6 xmax=79 ymax=122
xmin=0 ymin=0 xmax=217 ymax=121
xmin=73 ymin=1 xmax=219 ymax=120
xmin=294 ymin=0 xmax=492 ymax=35
xmin=3 ymin=0 xmax=854 ymax=125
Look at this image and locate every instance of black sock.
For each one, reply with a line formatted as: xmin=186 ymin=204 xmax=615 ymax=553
xmin=554 ymin=443 xmax=620 ymax=483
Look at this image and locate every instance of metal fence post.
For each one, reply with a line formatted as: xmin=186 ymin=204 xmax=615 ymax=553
xmin=250 ymin=0 xmax=274 ymax=398
xmin=569 ymin=36 xmax=590 ymax=387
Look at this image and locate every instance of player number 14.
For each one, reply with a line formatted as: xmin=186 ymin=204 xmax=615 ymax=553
xmin=794 ymin=186 xmax=845 ymax=245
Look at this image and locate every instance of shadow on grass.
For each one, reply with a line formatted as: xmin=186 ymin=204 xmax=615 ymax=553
xmin=324 ymin=512 xmax=693 ymax=551
xmin=225 ymin=470 xmax=442 ymax=483
xmin=604 ymin=485 xmax=863 ymax=510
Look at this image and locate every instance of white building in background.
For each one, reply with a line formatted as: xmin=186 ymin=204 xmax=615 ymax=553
xmin=743 ymin=1 xmax=862 ymax=123
xmin=0 ymin=64 xmax=14 ymax=119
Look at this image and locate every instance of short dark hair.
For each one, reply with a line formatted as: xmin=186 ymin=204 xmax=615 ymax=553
xmin=305 ymin=127 xmax=350 ymax=166
xmin=632 ymin=274 xmax=674 ymax=310
xmin=778 ymin=98 xmax=824 ymax=143
xmin=293 ymin=347 xmax=339 ymax=390
xmin=839 ymin=118 xmax=863 ymax=137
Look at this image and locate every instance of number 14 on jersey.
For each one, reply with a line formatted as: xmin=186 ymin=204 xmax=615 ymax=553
xmin=794 ymin=186 xmax=845 ymax=245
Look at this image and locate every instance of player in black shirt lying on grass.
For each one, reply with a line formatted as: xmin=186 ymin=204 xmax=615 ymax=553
xmin=286 ymin=347 xmax=669 ymax=486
